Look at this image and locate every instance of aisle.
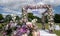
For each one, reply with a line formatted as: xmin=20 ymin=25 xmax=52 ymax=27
xmin=39 ymin=30 xmax=57 ymax=36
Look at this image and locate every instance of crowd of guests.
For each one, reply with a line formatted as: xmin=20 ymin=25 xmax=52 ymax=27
xmin=1 ymin=20 xmax=38 ymax=36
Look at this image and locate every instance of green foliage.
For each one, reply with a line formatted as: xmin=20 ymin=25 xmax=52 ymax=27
xmin=0 ymin=24 xmax=2 ymax=29
xmin=4 ymin=15 xmax=12 ymax=22
xmin=28 ymin=13 xmax=41 ymax=22
xmin=28 ymin=13 xmax=34 ymax=20
xmin=0 ymin=23 xmax=7 ymax=29
xmin=54 ymin=14 xmax=60 ymax=23
xmin=0 ymin=14 xmax=4 ymax=20
xmin=15 ymin=16 xmax=20 ymax=20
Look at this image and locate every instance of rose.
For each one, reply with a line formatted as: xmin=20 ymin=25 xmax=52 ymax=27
xmin=26 ymin=22 xmax=33 ymax=28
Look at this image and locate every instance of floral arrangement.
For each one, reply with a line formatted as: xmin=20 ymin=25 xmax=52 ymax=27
xmin=14 ymin=24 xmax=29 ymax=36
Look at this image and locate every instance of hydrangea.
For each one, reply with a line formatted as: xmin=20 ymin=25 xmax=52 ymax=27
xmin=15 ymin=24 xmax=29 ymax=36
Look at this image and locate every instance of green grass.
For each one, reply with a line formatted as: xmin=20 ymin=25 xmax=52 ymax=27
xmin=54 ymin=30 xmax=60 ymax=36
xmin=37 ymin=23 xmax=49 ymax=29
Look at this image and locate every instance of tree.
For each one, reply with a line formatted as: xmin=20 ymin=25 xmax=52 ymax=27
xmin=33 ymin=16 xmax=41 ymax=23
xmin=54 ymin=14 xmax=60 ymax=23
xmin=28 ymin=13 xmax=34 ymax=21
xmin=0 ymin=14 xmax=4 ymax=20
xmin=4 ymin=15 xmax=12 ymax=22
xmin=15 ymin=16 xmax=20 ymax=20
xmin=28 ymin=13 xmax=34 ymax=19
xmin=28 ymin=13 xmax=41 ymax=22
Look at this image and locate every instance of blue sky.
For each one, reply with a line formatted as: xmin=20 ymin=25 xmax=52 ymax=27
xmin=0 ymin=0 xmax=60 ymax=17
xmin=53 ymin=6 xmax=60 ymax=14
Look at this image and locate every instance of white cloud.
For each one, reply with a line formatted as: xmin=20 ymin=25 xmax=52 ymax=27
xmin=1 ymin=7 xmax=22 ymax=15
xmin=42 ymin=0 xmax=60 ymax=6
xmin=2 ymin=13 xmax=22 ymax=18
xmin=31 ymin=8 xmax=47 ymax=18
xmin=31 ymin=9 xmax=47 ymax=14
xmin=33 ymin=13 xmax=42 ymax=18
xmin=0 ymin=0 xmax=33 ymax=4
xmin=27 ymin=9 xmax=32 ymax=13
xmin=0 ymin=0 xmax=35 ymax=12
xmin=0 ymin=0 xmax=60 ymax=11
xmin=35 ymin=0 xmax=60 ymax=6
xmin=0 ymin=0 xmax=60 ymax=9
xmin=0 ymin=0 xmax=60 ymax=17
xmin=2 ymin=13 xmax=8 ymax=15
xmin=0 ymin=0 xmax=34 ymax=7
xmin=38 ymin=9 xmax=47 ymax=13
